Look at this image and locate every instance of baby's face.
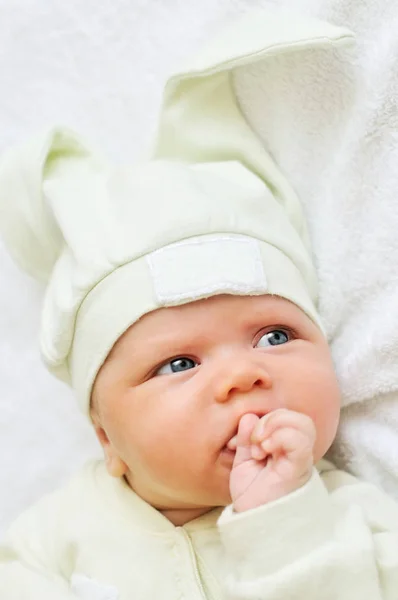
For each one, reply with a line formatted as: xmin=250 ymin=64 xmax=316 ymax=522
xmin=92 ymin=294 xmax=341 ymax=513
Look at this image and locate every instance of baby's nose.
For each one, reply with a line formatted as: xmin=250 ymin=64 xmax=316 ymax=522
xmin=214 ymin=355 xmax=272 ymax=403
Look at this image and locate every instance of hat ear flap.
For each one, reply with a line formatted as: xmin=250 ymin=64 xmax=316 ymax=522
xmin=0 ymin=128 xmax=102 ymax=282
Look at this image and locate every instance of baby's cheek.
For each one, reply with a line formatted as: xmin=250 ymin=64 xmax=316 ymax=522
xmin=290 ymin=360 xmax=340 ymax=457
xmin=311 ymin=391 xmax=341 ymax=461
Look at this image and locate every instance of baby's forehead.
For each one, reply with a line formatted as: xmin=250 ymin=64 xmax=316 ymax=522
xmin=110 ymin=294 xmax=300 ymax=354
xmin=136 ymin=294 xmax=297 ymax=324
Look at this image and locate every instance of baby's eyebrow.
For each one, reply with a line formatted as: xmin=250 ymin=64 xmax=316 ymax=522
xmin=131 ymin=335 xmax=195 ymax=364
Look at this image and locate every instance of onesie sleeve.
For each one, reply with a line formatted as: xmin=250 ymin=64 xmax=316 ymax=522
xmin=218 ymin=467 xmax=398 ymax=600
xmin=0 ymin=487 xmax=79 ymax=600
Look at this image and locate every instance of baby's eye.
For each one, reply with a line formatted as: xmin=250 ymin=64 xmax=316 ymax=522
xmin=255 ymin=329 xmax=290 ymax=348
xmin=155 ymin=357 xmax=198 ymax=376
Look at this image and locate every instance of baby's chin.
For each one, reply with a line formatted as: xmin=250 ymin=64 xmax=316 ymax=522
xmin=124 ymin=461 xmax=234 ymax=512
xmin=191 ymin=483 xmax=232 ymax=510
xmin=169 ymin=483 xmax=232 ymax=513
xmin=154 ymin=490 xmax=231 ymax=525
xmin=127 ymin=478 xmax=232 ymax=514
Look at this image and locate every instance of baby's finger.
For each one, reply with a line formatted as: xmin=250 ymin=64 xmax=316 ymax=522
xmin=261 ymin=427 xmax=314 ymax=459
xmin=252 ymin=409 xmax=315 ymax=445
xmin=233 ymin=413 xmax=260 ymax=468
xmin=251 ymin=444 xmax=267 ymax=461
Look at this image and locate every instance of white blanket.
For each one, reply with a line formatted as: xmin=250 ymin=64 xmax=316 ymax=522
xmin=0 ymin=0 xmax=397 ymax=537
xmin=233 ymin=0 xmax=398 ymax=496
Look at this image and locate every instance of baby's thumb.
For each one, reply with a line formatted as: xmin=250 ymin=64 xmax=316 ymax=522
xmin=233 ymin=413 xmax=259 ymax=468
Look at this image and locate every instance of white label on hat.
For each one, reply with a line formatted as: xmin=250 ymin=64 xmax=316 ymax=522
xmin=147 ymin=235 xmax=267 ymax=305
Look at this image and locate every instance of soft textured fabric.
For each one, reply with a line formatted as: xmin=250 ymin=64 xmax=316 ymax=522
xmin=0 ymin=10 xmax=353 ymax=415
xmin=1 ymin=459 xmax=398 ymax=599
xmin=230 ymin=0 xmax=398 ymax=499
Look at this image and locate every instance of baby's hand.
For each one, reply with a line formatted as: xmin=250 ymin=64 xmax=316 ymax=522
xmin=230 ymin=409 xmax=316 ymax=512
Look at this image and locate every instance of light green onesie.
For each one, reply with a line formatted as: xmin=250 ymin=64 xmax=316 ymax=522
xmin=2 ymin=460 xmax=398 ymax=599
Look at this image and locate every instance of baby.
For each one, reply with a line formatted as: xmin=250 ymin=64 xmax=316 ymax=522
xmin=1 ymin=10 xmax=398 ymax=600
xmin=90 ymin=291 xmax=339 ymax=520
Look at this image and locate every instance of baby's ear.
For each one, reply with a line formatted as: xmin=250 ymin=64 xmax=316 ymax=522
xmin=90 ymin=410 xmax=128 ymax=479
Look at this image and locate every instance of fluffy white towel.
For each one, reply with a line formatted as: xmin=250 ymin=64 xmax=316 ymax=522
xmin=234 ymin=0 xmax=398 ymax=497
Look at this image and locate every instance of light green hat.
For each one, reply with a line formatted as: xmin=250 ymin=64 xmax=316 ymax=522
xmin=0 ymin=11 xmax=353 ymax=415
